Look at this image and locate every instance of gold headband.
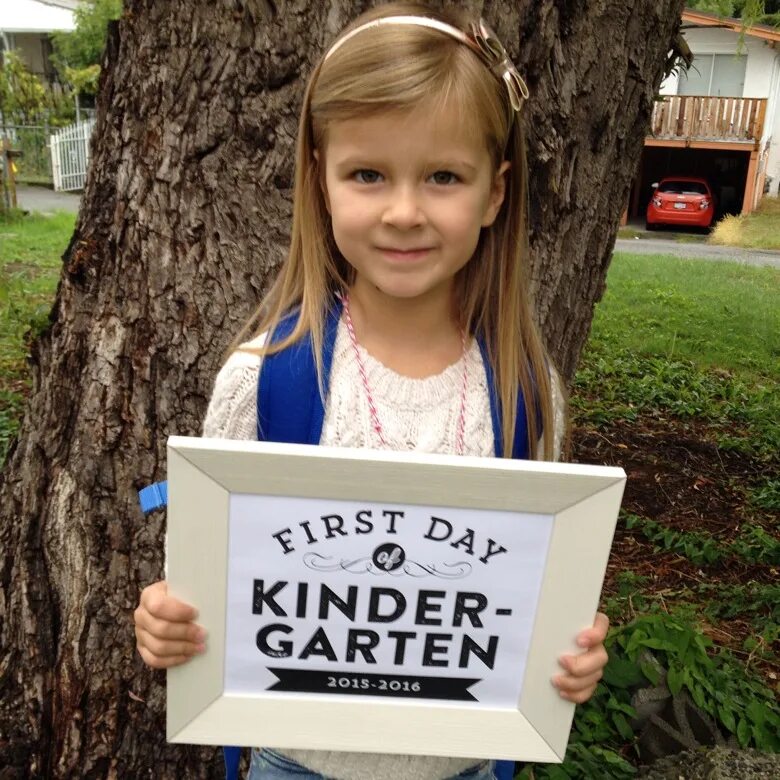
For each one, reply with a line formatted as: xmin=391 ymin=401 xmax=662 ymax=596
xmin=323 ymin=15 xmax=529 ymax=112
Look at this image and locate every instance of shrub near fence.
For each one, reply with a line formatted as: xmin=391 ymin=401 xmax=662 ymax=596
xmin=0 ymin=125 xmax=52 ymax=183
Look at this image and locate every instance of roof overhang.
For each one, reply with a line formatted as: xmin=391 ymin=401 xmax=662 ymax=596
xmin=682 ymin=9 xmax=780 ymax=44
xmin=0 ymin=0 xmax=76 ymax=34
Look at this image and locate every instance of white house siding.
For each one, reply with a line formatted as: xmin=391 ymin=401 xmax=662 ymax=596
xmin=4 ymin=32 xmax=48 ymax=79
xmin=660 ymin=65 xmax=680 ymax=95
xmin=660 ymin=26 xmax=780 ymax=197
xmin=0 ymin=0 xmax=75 ymax=35
xmin=666 ymin=28 xmax=776 ymax=97
xmin=767 ymin=56 xmax=780 ymax=193
xmin=1 ymin=0 xmax=76 ymax=86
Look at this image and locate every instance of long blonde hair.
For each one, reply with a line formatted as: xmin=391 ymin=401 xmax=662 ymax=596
xmin=232 ymin=2 xmax=556 ymax=460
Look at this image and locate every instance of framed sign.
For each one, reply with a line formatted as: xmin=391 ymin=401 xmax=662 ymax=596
xmin=166 ymin=437 xmax=625 ymax=763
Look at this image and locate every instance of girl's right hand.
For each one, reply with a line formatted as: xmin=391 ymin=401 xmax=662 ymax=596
xmin=134 ymin=580 xmax=206 ymax=669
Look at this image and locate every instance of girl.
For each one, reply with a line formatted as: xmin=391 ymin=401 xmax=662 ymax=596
xmin=134 ymin=4 xmax=610 ymax=779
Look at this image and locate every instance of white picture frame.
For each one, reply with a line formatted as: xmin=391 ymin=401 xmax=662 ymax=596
xmin=166 ymin=436 xmax=625 ymax=763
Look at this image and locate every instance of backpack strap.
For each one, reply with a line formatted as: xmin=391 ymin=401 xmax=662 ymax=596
xmin=138 ymin=481 xmax=168 ymax=514
xmin=476 ymin=336 xmax=531 ymax=460
xmin=495 ymin=760 xmax=516 ymax=780
xmin=257 ymin=303 xmax=342 ymax=444
xmin=223 ymin=745 xmax=241 ymax=780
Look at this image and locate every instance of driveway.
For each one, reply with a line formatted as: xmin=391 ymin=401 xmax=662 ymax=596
xmin=614 ymin=237 xmax=780 ymax=270
xmin=15 ymin=184 xmax=82 ymax=215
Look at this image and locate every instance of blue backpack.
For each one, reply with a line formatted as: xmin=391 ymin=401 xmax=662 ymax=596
xmin=257 ymin=301 xmax=530 ymax=459
xmin=140 ymin=301 xmax=530 ymax=780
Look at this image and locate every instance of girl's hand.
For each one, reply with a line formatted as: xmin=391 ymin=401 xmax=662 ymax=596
xmin=134 ymin=580 xmax=206 ymax=669
xmin=552 ymin=612 xmax=609 ymax=704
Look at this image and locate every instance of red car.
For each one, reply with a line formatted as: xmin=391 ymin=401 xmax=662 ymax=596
xmin=646 ymin=177 xmax=715 ymax=231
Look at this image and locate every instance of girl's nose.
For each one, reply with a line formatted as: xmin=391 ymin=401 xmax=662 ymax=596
xmin=381 ymin=184 xmax=425 ymax=229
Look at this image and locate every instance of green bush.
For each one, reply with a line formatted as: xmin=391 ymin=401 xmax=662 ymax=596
xmin=518 ymin=613 xmax=780 ymax=778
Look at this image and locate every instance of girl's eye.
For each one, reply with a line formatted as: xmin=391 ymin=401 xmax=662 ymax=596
xmin=353 ymin=169 xmax=383 ymax=184
xmin=429 ymin=171 xmax=459 ymax=185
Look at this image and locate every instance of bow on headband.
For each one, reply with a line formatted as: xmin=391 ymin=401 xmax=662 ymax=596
xmin=468 ymin=20 xmax=529 ymax=113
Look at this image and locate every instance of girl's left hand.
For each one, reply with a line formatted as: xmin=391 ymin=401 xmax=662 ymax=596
xmin=552 ymin=612 xmax=609 ymax=704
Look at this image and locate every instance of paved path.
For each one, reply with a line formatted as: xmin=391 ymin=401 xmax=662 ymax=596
xmin=614 ymin=237 xmax=780 ymax=269
xmin=15 ymin=184 xmax=82 ymax=215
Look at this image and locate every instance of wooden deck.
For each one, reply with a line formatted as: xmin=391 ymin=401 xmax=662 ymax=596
xmin=649 ymin=95 xmax=766 ymax=146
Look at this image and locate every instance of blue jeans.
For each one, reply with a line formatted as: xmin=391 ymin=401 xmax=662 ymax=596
xmin=248 ymin=748 xmax=497 ymax=780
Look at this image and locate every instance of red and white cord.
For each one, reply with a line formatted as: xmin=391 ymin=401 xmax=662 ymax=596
xmin=341 ymin=291 xmax=468 ymax=454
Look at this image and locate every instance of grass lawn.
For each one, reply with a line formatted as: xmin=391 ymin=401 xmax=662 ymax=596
xmin=0 ymin=210 xmax=75 ymax=458
xmin=1 ymin=213 xmax=778 ymax=776
xmin=593 ymin=253 xmax=778 ymax=378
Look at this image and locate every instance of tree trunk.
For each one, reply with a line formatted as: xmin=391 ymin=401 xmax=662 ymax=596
xmin=0 ymin=0 xmax=685 ymax=776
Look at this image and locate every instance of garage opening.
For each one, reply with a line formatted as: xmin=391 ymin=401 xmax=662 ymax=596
xmin=628 ymin=146 xmax=751 ymax=223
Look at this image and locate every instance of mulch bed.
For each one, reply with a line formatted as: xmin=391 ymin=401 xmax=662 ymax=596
xmin=570 ymin=414 xmax=779 ymax=692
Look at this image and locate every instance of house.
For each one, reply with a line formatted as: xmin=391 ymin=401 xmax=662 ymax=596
xmin=0 ymin=0 xmax=78 ymax=87
xmin=626 ymin=7 xmax=780 ymax=223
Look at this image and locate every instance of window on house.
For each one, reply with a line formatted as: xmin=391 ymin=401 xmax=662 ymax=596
xmin=678 ymin=53 xmax=746 ymax=97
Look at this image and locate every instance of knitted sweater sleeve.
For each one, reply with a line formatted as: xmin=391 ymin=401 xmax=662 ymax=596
xmin=202 ymin=349 xmax=262 ymax=441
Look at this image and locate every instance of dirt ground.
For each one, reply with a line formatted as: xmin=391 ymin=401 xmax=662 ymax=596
xmin=571 ymin=414 xmax=778 ymax=690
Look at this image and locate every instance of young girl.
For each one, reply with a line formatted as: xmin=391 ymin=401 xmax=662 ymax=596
xmin=134 ymin=4 xmax=610 ymax=778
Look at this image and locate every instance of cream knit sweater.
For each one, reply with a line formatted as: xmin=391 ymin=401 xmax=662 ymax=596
xmin=201 ymin=319 xmax=563 ymax=780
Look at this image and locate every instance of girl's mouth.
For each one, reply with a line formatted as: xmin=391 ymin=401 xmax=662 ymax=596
xmin=379 ymin=247 xmax=433 ymax=261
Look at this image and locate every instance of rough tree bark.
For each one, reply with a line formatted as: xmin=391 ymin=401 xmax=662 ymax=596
xmin=0 ymin=0 xmax=685 ymax=776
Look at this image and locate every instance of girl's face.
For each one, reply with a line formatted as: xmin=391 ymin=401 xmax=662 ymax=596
xmin=318 ymin=105 xmax=509 ymax=311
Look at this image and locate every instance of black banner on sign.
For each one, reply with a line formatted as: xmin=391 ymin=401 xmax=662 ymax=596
xmin=266 ymin=668 xmax=480 ymax=701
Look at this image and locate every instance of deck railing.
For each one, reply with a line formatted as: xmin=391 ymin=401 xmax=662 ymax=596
xmin=649 ymin=95 xmax=766 ymax=144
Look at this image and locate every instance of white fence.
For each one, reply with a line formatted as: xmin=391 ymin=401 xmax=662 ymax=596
xmin=49 ymin=119 xmax=96 ymax=192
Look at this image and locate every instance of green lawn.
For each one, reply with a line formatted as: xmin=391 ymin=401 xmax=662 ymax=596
xmin=0 ymin=209 xmax=75 ymax=266
xmin=593 ymin=252 xmax=779 ymax=378
xmin=0 ymin=210 xmax=75 ymax=457
xmin=572 ymin=252 xmax=779 ymax=466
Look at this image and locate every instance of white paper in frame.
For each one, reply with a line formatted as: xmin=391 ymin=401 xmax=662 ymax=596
xmin=165 ymin=436 xmax=625 ymax=763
